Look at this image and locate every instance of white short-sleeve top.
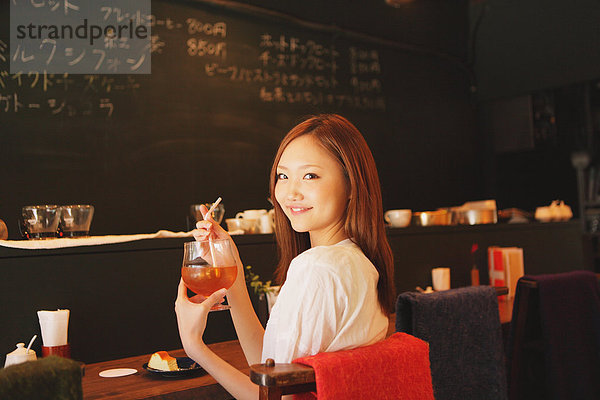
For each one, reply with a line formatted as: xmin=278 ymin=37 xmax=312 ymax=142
xmin=261 ymin=238 xmax=389 ymax=363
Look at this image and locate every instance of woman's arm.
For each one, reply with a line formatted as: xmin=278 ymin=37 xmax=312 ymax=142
xmin=193 ymin=205 xmax=265 ymax=365
xmin=225 ymin=250 xmax=266 ymax=365
xmin=175 ymin=280 xmax=259 ymax=400
xmin=187 ymin=342 xmax=295 ymax=400
xmin=187 ymin=342 xmax=259 ymax=400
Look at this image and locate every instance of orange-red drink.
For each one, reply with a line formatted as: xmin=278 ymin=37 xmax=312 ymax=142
xmin=182 ymin=239 xmax=236 ymax=311
xmin=182 ymin=264 xmax=237 ymax=296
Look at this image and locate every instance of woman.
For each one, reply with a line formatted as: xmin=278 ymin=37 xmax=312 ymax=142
xmin=175 ymin=114 xmax=394 ymax=399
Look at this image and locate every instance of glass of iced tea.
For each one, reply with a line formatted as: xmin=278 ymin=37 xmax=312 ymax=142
xmin=182 ymin=239 xmax=237 ymax=311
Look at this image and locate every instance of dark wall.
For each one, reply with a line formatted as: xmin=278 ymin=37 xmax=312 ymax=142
xmin=0 ymin=0 xmax=481 ymax=239
xmin=471 ymin=0 xmax=600 ymax=101
xmin=470 ymin=0 xmax=600 ymax=215
xmin=245 ymin=0 xmax=469 ymax=59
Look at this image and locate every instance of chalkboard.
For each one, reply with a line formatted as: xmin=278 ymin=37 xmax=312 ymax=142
xmin=0 ymin=0 xmax=479 ymax=238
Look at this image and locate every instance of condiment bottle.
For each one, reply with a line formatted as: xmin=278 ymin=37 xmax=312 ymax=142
xmin=470 ymin=243 xmax=480 ymax=286
xmin=4 ymin=343 xmax=37 ymax=367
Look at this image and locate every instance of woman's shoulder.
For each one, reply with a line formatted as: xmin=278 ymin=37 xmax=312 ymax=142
xmin=294 ymin=239 xmax=357 ymax=262
xmin=289 ymin=239 xmax=375 ymax=277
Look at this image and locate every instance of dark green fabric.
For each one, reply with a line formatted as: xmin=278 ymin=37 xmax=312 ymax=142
xmin=0 ymin=356 xmax=82 ymax=400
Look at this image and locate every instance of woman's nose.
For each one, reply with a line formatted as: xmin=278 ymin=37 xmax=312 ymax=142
xmin=286 ymin=182 xmax=303 ymax=201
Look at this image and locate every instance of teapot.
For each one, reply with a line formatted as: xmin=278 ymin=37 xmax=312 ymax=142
xmin=5 ymin=342 xmax=37 ymax=367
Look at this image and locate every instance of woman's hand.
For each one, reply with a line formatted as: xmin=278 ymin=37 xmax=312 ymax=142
xmin=175 ymin=279 xmax=227 ymax=355
xmin=193 ymin=204 xmax=231 ymax=241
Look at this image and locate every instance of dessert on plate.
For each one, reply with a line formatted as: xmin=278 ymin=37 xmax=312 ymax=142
xmin=148 ymin=351 xmax=178 ymax=371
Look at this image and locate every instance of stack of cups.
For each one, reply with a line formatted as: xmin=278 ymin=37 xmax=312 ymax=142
xmin=37 ymin=309 xmax=71 ymax=358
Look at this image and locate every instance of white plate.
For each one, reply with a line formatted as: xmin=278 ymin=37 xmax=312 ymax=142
xmin=99 ymin=368 xmax=138 ymax=378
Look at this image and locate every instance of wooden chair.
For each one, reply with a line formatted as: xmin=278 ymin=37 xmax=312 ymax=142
xmin=395 ymin=285 xmax=509 ymax=400
xmin=250 ymin=358 xmax=316 ymax=400
xmin=507 ymin=272 xmax=600 ymax=400
xmin=506 ymin=277 xmax=545 ymax=400
xmin=250 ymin=287 xmax=508 ymax=400
xmin=250 ymin=332 xmax=434 ymax=400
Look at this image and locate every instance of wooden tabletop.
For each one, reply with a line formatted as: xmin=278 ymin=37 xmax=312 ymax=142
xmin=83 ymin=297 xmax=514 ymax=400
xmin=82 ymin=340 xmax=247 ymax=400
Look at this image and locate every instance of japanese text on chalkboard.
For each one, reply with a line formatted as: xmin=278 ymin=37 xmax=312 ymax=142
xmin=10 ymin=0 xmax=151 ymax=74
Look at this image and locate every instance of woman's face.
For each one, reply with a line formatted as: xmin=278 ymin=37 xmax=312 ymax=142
xmin=274 ymin=134 xmax=350 ymax=246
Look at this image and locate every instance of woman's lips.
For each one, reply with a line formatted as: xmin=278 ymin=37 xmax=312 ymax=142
xmin=289 ymin=206 xmax=312 ymax=216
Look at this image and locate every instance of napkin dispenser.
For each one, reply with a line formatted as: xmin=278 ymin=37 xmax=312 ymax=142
xmin=38 ymin=309 xmax=71 ymax=358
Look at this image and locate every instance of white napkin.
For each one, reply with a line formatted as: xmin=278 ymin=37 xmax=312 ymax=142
xmin=37 ymin=309 xmax=70 ymax=346
xmin=0 ymin=230 xmax=194 ymax=250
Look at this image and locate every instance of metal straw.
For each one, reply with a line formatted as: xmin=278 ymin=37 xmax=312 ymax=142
xmin=204 ymin=197 xmax=222 ymax=268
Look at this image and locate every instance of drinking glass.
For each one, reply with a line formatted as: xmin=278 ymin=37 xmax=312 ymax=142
xmin=59 ymin=205 xmax=94 ymax=237
xmin=190 ymin=203 xmax=225 ymax=225
xmin=182 ymin=239 xmax=237 ymax=311
xmin=20 ymin=205 xmax=61 ymax=239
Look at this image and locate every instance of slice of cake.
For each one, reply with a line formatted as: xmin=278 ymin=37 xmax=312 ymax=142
xmin=148 ymin=351 xmax=178 ymax=371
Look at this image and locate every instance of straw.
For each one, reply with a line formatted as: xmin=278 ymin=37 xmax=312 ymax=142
xmin=204 ymin=197 xmax=222 ymax=221
xmin=204 ymin=197 xmax=222 ymax=268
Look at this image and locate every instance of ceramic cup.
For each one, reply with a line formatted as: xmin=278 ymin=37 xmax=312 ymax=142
xmin=258 ymin=210 xmax=275 ymax=234
xmin=432 ymin=267 xmax=451 ymax=291
xmin=226 ymin=218 xmax=258 ymax=234
xmin=384 ymin=209 xmax=412 ymax=227
xmin=235 ymin=209 xmax=267 ymax=220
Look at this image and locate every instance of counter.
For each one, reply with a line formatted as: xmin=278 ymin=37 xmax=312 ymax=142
xmin=0 ymin=220 xmax=586 ymax=365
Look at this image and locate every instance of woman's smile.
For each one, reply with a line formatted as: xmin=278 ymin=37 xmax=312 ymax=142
xmin=274 ymin=134 xmax=350 ymax=247
xmin=288 ymin=206 xmax=313 ymax=215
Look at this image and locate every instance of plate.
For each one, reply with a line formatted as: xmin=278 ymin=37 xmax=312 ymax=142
xmin=99 ymin=368 xmax=138 ymax=378
xmin=142 ymin=357 xmax=205 ymax=378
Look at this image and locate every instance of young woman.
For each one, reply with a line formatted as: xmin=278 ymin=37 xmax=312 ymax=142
xmin=175 ymin=114 xmax=395 ymax=399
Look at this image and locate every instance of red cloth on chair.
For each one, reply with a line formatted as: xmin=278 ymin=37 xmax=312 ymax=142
xmin=292 ymin=332 xmax=434 ymax=400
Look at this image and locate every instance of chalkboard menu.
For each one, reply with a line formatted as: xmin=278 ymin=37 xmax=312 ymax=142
xmin=0 ymin=0 xmax=477 ymax=238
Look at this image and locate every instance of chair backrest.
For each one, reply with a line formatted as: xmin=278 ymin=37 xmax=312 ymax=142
xmin=250 ymin=332 xmax=434 ymax=400
xmin=507 ymin=271 xmax=600 ymax=400
xmin=0 ymin=356 xmax=83 ymax=400
xmin=396 ymin=285 xmax=508 ymax=400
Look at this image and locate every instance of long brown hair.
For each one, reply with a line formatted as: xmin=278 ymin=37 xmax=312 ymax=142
xmin=269 ymin=114 xmax=395 ymax=314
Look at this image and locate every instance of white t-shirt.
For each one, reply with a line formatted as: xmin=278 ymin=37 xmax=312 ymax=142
xmin=261 ymin=238 xmax=389 ymax=363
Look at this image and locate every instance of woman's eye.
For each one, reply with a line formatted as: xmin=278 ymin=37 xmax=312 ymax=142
xmin=276 ymin=173 xmax=287 ymax=180
xmin=304 ymin=173 xmax=318 ymax=180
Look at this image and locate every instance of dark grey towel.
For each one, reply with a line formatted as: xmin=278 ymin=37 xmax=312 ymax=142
xmin=396 ymin=286 xmax=507 ymax=400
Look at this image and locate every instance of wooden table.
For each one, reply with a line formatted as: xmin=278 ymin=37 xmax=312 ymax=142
xmin=82 ymin=341 xmax=247 ymax=400
xmin=83 ymin=297 xmax=514 ymax=399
